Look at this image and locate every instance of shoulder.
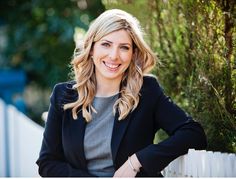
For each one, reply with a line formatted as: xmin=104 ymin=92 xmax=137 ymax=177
xmin=138 ymin=74 xmax=164 ymax=104
xmin=142 ymin=74 xmax=163 ymax=93
xmin=50 ymin=81 xmax=78 ymax=110
xmin=53 ymin=81 xmax=76 ymax=93
xmin=136 ymin=75 xmax=164 ymax=110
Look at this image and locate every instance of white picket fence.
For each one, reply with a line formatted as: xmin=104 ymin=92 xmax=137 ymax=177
xmin=0 ymin=99 xmax=44 ymax=177
xmin=0 ymin=98 xmax=235 ymax=177
xmin=162 ymin=149 xmax=236 ymax=177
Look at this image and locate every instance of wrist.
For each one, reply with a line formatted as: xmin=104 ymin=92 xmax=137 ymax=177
xmin=128 ymin=154 xmax=142 ymax=172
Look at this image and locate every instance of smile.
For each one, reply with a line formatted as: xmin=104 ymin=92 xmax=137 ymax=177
xmin=103 ymin=62 xmax=121 ymax=70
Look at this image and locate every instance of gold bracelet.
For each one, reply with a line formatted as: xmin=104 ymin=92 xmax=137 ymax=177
xmin=128 ymin=156 xmax=140 ymax=172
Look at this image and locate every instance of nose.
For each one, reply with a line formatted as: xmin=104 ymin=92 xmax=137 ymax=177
xmin=109 ymin=47 xmax=119 ymax=61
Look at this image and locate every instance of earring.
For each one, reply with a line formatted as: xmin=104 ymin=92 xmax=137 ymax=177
xmin=91 ymin=55 xmax=94 ymax=60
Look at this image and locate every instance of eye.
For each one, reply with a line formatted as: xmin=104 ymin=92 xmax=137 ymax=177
xmin=120 ymin=46 xmax=130 ymax=50
xmin=101 ymin=42 xmax=110 ymax=47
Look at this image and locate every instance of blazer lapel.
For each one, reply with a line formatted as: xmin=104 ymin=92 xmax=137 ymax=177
xmin=71 ymin=111 xmax=87 ymax=169
xmin=111 ymin=111 xmax=132 ymax=163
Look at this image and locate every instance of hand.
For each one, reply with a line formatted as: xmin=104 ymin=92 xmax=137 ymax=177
xmin=113 ymin=154 xmax=142 ymax=177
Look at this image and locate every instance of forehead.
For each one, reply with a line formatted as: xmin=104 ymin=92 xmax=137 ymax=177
xmin=99 ymin=29 xmax=132 ymax=44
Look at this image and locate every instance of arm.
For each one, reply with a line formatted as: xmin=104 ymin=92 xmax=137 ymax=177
xmin=136 ymin=80 xmax=207 ymax=176
xmin=36 ymin=84 xmax=94 ymax=177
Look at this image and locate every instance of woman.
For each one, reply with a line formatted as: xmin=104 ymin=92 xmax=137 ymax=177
xmin=36 ymin=9 xmax=207 ymax=177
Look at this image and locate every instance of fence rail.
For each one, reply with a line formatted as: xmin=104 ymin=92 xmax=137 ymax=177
xmin=0 ymin=98 xmax=235 ymax=177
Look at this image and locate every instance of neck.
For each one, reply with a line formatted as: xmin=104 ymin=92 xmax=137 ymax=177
xmin=95 ymin=77 xmax=121 ymax=97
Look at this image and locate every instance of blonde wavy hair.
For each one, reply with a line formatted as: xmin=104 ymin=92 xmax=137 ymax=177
xmin=64 ymin=9 xmax=156 ymax=122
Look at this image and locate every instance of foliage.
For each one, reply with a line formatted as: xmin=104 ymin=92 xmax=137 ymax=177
xmin=103 ymin=0 xmax=236 ymax=153
xmin=0 ymin=0 xmax=105 ymax=124
xmin=0 ymin=0 xmax=105 ymax=88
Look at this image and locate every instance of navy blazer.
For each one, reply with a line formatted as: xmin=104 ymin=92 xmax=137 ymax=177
xmin=36 ymin=76 xmax=207 ymax=177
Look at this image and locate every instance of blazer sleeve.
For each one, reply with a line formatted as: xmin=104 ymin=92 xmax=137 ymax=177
xmin=136 ymin=79 xmax=207 ymax=176
xmin=36 ymin=84 xmax=94 ymax=177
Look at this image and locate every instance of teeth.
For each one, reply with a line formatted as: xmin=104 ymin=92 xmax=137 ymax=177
xmin=104 ymin=62 xmax=119 ymax=69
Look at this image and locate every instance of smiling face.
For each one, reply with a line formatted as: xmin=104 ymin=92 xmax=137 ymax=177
xmin=91 ymin=29 xmax=133 ymax=84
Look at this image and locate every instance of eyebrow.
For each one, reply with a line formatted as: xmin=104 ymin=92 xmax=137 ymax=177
xmin=101 ymin=39 xmax=132 ymax=46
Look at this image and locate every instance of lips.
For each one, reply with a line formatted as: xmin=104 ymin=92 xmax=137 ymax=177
xmin=103 ymin=61 xmax=121 ymax=70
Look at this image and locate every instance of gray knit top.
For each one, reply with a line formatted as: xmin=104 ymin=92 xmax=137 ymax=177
xmin=84 ymin=94 xmax=119 ymax=177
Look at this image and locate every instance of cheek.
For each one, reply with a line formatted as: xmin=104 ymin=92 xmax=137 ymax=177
xmin=92 ymin=44 xmax=104 ymax=57
xmin=93 ymin=50 xmax=107 ymax=61
xmin=121 ymin=53 xmax=132 ymax=64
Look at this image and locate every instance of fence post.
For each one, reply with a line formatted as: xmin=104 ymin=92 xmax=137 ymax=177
xmin=3 ymin=101 xmax=10 ymax=176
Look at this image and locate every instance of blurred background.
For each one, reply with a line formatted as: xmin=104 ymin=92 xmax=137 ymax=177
xmin=0 ymin=0 xmax=235 ymax=177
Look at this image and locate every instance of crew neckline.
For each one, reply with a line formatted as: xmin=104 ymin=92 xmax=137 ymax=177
xmin=94 ymin=93 xmax=119 ymax=99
